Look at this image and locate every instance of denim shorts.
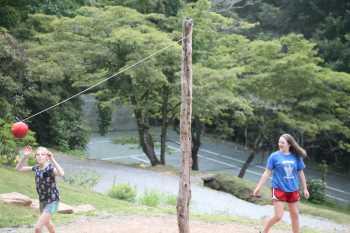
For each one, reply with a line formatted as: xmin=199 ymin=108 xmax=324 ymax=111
xmin=40 ymin=201 xmax=59 ymax=214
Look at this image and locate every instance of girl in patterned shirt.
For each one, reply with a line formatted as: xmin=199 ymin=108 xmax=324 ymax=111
xmin=16 ymin=146 xmax=64 ymax=233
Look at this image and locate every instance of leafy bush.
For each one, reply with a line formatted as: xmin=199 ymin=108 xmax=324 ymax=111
xmin=108 ymin=183 xmax=137 ymax=202
xmin=49 ymin=103 xmax=91 ymax=151
xmin=139 ymin=190 xmax=161 ymax=207
xmin=307 ymin=179 xmax=326 ymax=204
xmin=0 ymin=119 xmax=37 ymax=166
xmin=63 ymin=170 xmax=100 ymax=189
xmin=164 ymin=194 xmax=177 ymax=206
xmin=203 ymin=173 xmax=271 ymax=205
xmin=138 ymin=190 xmax=177 ymax=207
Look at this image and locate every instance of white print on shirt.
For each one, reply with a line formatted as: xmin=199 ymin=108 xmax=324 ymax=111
xmin=282 ymin=160 xmax=295 ymax=179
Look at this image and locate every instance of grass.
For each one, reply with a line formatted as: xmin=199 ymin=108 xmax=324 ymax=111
xmin=1 ymin=162 xmax=347 ymax=232
xmin=60 ymin=149 xmax=87 ymax=159
xmin=139 ymin=190 xmax=161 ymax=207
xmin=112 ymin=136 xmax=139 ymax=145
xmin=204 ymin=173 xmax=350 ymax=224
xmin=138 ymin=190 xmax=177 ymax=207
xmin=0 ymin=166 xmax=169 ymax=228
xmin=299 ymin=201 xmax=350 ymax=224
xmin=108 ymin=183 xmax=137 ymax=202
xmin=0 ymin=166 xmax=260 ymax=230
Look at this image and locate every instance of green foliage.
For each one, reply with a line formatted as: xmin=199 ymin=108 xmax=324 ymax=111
xmin=139 ymin=190 xmax=161 ymax=207
xmin=0 ymin=29 xmax=31 ymax=119
xmin=48 ymin=104 xmax=91 ymax=151
xmin=138 ymin=190 xmax=177 ymax=207
xmin=307 ymin=179 xmax=326 ymax=204
xmin=203 ymin=173 xmax=271 ymax=205
xmin=97 ymin=101 xmax=112 ymax=136
xmin=112 ymin=136 xmax=139 ymax=145
xmin=63 ymin=169 xmax=101 ymax=189
xmin=0 ymin=119 xmax=37 ymax=166
xmin=103 ymin=0 xmax=184 ymax=16
xmin=0 ymin=0 xmax=32 ymax=29
xmin=2 ymin=0 xmax=350 ymax=170
xmin=226 ymin=0 xmax=350 ymax=72
xmin=164 ymin=194 xmax=177 ymax=206
xmin=65 ymin=149 xmax=87 ymax=159
xmin=108 ymin=183 xmax=137 ymax=202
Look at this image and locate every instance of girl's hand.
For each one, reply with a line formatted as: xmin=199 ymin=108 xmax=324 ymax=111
xmin=253 ymin=188 xmax=260 ymax=197
xmin=22 ymin=146 xmax=32 ymax=158
xmin=303 ymin=188 xmax=310 ymax=199
xmin=47 ymin=151 xmax=54 ymax=161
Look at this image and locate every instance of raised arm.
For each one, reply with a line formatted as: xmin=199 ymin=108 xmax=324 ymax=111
xmin=16 ymin=146 xmax=33 ymax=172
xmin=47 ymin=151 xmax=64 ymax=177
xmin=253 ymin=169 xmax=272 ymax=196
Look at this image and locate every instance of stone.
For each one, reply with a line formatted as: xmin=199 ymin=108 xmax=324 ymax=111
xmin=73 ymin=204 xmax=96 ymax=213
xmin=0 ymin=192 xmax=32 ymax=206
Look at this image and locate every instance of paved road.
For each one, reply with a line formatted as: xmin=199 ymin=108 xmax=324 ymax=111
xmin=86 ymin=130 xmax=350 ymax=203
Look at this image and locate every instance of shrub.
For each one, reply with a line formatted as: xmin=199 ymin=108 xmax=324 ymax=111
xmin=0 ymin=119 xmax=37 ymax=166
xmin=63 ymin=170 xmax=100 ymax=189
xmin=108 ymin=183 xmax=137 ymax=202
xmin=164 ymin=194 xmax=177 ymax=206
xmin=307 ymin=179 xmax=326 ymax=204
xmin=203 ymin=173 xmax=271 ymax=205
xmin=139 ymin=190 xmax=161 ymax=207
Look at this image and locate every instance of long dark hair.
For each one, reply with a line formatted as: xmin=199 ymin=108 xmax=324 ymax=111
xmin=281 ymin=134 xmax=307 ymax=158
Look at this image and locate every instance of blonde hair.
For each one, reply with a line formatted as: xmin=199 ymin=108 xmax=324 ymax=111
xmin=281 ymin=134 xmax=307 ymax=158
xmin=35 ymin=146 xmax=49 ymax=156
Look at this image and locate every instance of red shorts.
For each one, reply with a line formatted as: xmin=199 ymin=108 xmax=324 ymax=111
xmin=272 ymin=188 xmax=300 ymax=203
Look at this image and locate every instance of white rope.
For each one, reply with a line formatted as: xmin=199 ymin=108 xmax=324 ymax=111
xmin=22 ymin=37 xmax=185 ymax=122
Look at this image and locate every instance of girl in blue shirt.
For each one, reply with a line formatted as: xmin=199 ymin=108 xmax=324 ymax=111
xmin=253 ymin=134 xmax=310 ymax=233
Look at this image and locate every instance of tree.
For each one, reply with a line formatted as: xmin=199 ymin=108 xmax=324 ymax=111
xmin=235 ymin=34 xmax=350 ymax=176
xmin=22 ymin=13 xmax=91 ymax=149
xmin=0 ymin=28 xmax=30 ymax=119
xmin=222 ymin=0 xmax=350 ymax=72
xmin=175 ymin=0 xmax=245 ymax=170
xmin=0 ymin=28 xmax=37 ymax=165
xmin=24 ymin=6 xmax=182 ymax=164
xmin=102 ymin=0 xmax=184 ymax=16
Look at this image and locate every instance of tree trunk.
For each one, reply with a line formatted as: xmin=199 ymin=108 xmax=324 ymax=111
xmin=134 ymin=108 xmax=160 ymax=166
xmin=244 ymin=127 xmax=248 ymax=149
xmin=238 ymin=150 xmax=256 ymax=178
xmin=238 ymin=135 xmax=261 ymax=178
xmin=191 ymin=117 xmax=201 ymax=170
xmin=177 ymin=19 xmax=192 ymax=233
xmin=160 ymin=86 xmax=170 ymax=165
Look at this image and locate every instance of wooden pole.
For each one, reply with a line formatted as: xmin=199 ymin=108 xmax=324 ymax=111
xmin=177 ymin=18 xmax=193 ymax=233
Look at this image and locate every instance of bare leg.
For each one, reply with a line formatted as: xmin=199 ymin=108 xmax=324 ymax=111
xmin=34 ymin=212 xmax=54 ymax=233
xmin=262 ymin=200 xmax=284 ymax=233
xmin=288 ymin=202 xmax=300 ymax=233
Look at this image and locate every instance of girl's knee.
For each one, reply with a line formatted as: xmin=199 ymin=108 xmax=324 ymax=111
xmin=274 ymin=213 xmax=284 ymax=222
xmin=47 ymin=221 xmax=55 ymax=228
xmin=289 ymin=210 xmax=299 ymax=218
xmin=34 ymin=224 xmax=42 ymax=233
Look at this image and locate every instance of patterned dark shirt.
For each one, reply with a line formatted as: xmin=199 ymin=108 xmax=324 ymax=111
xmin=32 ymin=164 xmax=60 ymax=203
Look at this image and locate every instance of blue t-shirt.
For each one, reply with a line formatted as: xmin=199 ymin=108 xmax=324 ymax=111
xmin=267 ymin=151 xmax=305 ymax=192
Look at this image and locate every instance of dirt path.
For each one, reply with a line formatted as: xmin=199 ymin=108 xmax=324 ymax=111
xmin=2 ymin=215 xmax=287 ymax=233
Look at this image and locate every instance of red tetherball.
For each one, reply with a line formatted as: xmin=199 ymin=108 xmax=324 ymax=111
xmin=11 ymin=122 xmax=29 ymax=139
